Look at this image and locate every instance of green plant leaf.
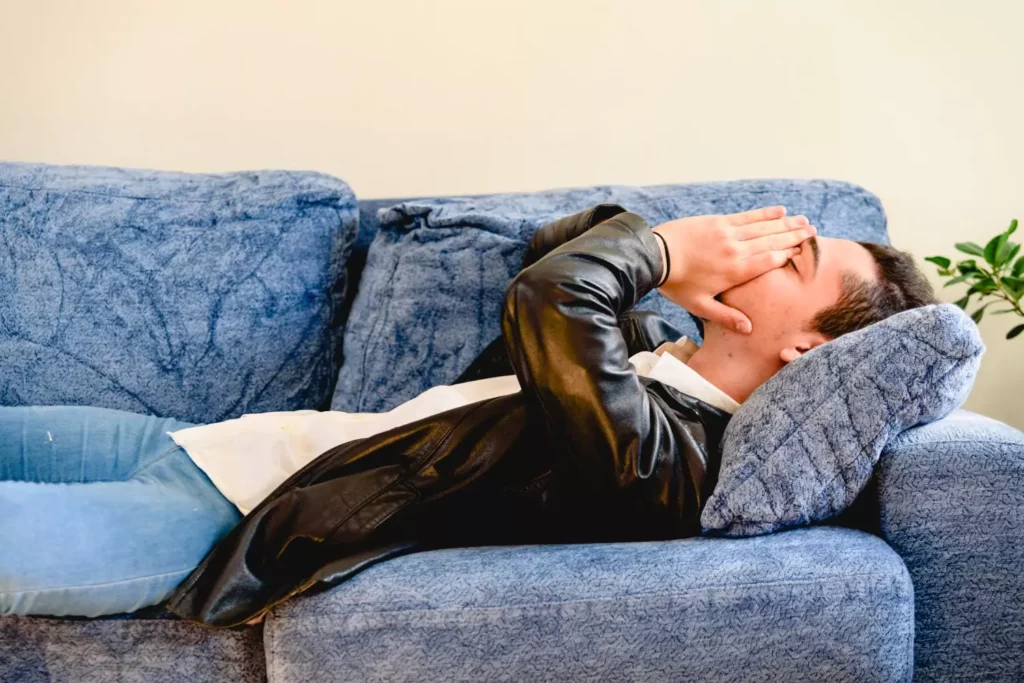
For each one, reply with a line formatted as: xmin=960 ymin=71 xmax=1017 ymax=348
xmin=955 ymin=242 xmax=986 ymax=256
xmin=995 ymin=239 xmax=1015 ymax=267
xmin=954 ymin=294 xmax=971 ymax=309
xmin=925 ymin=256 xmax=951 ymax=269
xmin=957 ymin=259 xmax=979 ymax=273
xmin=991 ymin=308 xmax=1017 ymax=315
xmin=967 ymin=276 xmax=997 ymax=294
xmin=1008 ymin=218 xmax=1019 ymax=236
xmin=1014 ymin=256 xmax=1024 ymax=278
xmin=1002 ymin=276 xmax=1024 ymax=290
xmin=1008 ymin=323 xmax=1024 ymax=340
xmin=984 ymin=234 xmax=1004 ymax=266
xmin=971 ymin=302 xmax=992 ymax=323
xmin=944 ymin=273 xmax=972 ymax=287
xmin=1007 ymin=243 xmax=1021 ymax=266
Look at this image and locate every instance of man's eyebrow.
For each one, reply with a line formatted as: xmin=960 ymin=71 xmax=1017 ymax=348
xmin=807 ymin=236 xmax=820 ymax=276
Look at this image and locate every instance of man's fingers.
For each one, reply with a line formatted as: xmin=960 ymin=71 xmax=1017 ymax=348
xmin=727 ymin=205 xmax=786 ymax=226
xmin=689 ymin=297 xmax=753 ymax=334
xmin=740 ymin=247 xmax=800 ymax=279
xmin=734 ymin=215 xmax=811 ymax=240
xmin=740 ymin=227 xmax=815 ymax=255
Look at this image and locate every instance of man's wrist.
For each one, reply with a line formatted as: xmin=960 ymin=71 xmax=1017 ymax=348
xmin=597 ymin=211 xmax=669 ymax=298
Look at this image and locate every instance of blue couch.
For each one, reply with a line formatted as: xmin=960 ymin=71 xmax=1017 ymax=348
xmin=1 ymin=163 xmax=1022 ymax=683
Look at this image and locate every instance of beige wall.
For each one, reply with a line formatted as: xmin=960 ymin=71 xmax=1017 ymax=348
xmin=1 ymin=0 xmax=1021 ymax=427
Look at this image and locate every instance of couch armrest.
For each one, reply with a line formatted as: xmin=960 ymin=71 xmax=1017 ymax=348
xmin=876 ymin=409 xmax=1024 ymax=683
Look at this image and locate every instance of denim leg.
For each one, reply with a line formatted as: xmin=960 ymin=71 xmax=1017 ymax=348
xmin=0 ymin=406 xmax=241 ymax=616
xmin=0 ymin=405 xmax=193 ymax=483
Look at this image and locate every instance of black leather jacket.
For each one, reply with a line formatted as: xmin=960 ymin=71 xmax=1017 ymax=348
xmin=167 ymin=205 xmax=733 ymax=628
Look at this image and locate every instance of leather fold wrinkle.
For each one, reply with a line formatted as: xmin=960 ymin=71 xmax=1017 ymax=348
xmin=166 ymin=206 xmax=732 ymax=627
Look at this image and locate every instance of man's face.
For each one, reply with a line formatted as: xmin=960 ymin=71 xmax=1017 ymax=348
xmin=716 ymin=236 xmax=878 ymax=362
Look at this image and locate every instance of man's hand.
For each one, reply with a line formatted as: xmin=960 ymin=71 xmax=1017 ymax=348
xmin=651 ymin=206 xmax=816 ymax=333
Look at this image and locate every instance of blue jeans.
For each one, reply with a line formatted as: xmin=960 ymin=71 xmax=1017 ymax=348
xmin=0 ymin=405 xmax=240 ymax=617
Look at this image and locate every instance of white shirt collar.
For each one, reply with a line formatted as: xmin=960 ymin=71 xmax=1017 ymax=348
xmin=627 ymin=337 xmax=740 ymax=414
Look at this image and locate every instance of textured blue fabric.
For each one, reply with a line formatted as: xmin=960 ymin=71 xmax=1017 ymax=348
xmin=702 ymin=303 xmax=985 ymax=538
xmin=877 ymin=409 xmax=1024 ymax=683
xmin=265 ymin=526 xmax=914 ymax=683
xmin=333 ymin=179 xmax=888 ymax=412
xmin=0 ymin=162 xmax=358 ymax=423
xmin=0 ymin=615 xmax=265 ymax=683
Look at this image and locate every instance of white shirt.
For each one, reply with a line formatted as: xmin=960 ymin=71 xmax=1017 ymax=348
xmin=167 ymin=336 xmax=739 ymax=515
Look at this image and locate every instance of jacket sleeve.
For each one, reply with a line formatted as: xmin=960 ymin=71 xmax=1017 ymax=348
xmin=456 ymin=205 xmax=672 ymax=386
xmin=522 ymin=203 xmax=705 ymax=339
xmin=521 ymin=203 xmax=628 ymax=269
xmin=501 ymin=210 xmax=714 ymax=539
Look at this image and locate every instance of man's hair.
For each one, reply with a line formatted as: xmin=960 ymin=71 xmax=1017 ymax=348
xmin=811 ymin=242 xmax=938 ymax=338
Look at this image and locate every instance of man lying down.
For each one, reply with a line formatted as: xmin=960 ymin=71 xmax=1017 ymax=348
xmin=0 ymin=204 xmax=936 ymax=627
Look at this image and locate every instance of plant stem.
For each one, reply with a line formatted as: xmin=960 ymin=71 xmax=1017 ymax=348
xmin=980 ymin=266 xmax=1024 ymax=317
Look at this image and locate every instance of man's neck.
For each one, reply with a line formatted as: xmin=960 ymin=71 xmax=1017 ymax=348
xmin=685 ymin=329 xmax=780 ymax=404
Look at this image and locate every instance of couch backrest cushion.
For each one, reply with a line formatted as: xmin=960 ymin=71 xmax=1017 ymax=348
xmin=334 ymin=179 xmax=888 ymax=412
xmin=0 ymin=162 xmax=358 ymax=423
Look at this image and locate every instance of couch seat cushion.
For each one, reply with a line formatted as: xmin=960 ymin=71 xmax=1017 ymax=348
xmin=0 ymin=610 xmax=264 ymax=683
xmin=265 ymin=526 xmax=913 ymax=683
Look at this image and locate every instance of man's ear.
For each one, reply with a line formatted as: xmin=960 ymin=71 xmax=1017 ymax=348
xmin=779 ymin=332 xmax=829 ymax=364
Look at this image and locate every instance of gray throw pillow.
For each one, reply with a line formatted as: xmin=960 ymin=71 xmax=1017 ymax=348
xmin=701 ymin=303 xmax=985 ymax=537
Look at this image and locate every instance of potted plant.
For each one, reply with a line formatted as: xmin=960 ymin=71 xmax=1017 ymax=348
xmin=926 ymin=219 xmax=1024 ymax=340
